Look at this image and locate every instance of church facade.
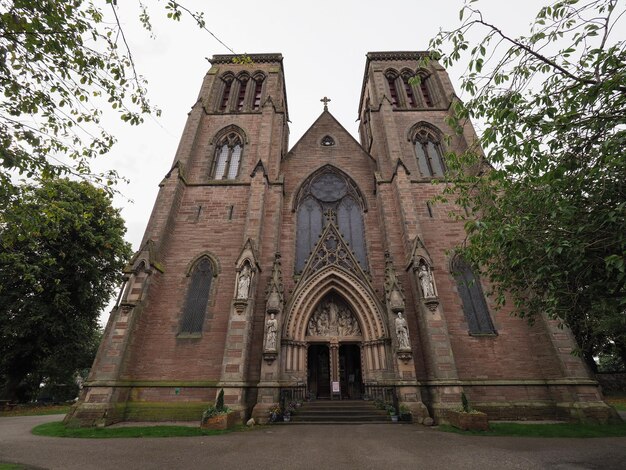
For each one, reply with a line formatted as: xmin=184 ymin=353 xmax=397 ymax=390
xmin=67 ymin=52 xmax=612 ymax=426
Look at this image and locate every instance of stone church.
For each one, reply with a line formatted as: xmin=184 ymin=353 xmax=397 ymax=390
xmin=67 ymin=52 xmax=612 ymax=426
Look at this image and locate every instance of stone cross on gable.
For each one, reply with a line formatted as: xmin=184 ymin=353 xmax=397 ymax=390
xmin=320 ymin=96 xmax=331 ymax=110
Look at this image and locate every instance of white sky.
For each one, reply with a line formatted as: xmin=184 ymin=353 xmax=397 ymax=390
xmin=95 ymin=0 xmax=554 ymax=325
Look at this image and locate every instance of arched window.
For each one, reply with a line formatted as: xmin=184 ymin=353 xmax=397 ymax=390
xmin=180 ymin=257 xmax=215 ymax=334
xmin=402 ymin=73 xmax=417 ymax=108
xmin=451 ymin=256 xmax=496 ymax=335
xmin=296 ymin=197 xmax=323 ymax=272
xmin=252 ymin=74 xmax=264 ymax=110
xmin=235 ymin=74 xmax=249 ymax=111
xmin=413 ymin=127 xmax=445 ymax=178
xmin=212 ymin=132 xmax=243 ymax=180
xmin=295 ymin=168 xmax=367 ymax=272
xmin=218 ymin=75 xmax=233 ymax=112
xmin=416 ymin=71 xmax=435 ymax=108
xmin=337 ymin=196 xmax=366 ymax=267
xmin=385 ymin=72 xmax=400 ymax=108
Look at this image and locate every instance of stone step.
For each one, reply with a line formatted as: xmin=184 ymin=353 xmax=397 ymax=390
xmin=292 ymin=414 xmax=391 ymax=422
xmin=287 ymin=400 xmax=399 ymax=425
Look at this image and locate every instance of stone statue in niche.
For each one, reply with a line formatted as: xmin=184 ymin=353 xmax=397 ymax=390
xmin=236 ymin=263 xmax=252 ymax=299
xmin=265 ymin=313 xmax=278 ymax=350
xmin=418 ymin=263 xmax=435 ymax=298
xmin=307 ymin=298 xmax=361 ymax=336
xmin=395 ymin=312 xmax=410 ymax=350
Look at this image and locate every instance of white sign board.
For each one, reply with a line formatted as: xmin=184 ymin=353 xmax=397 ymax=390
xmin=332 ymin=381 xmax=340 ymax=393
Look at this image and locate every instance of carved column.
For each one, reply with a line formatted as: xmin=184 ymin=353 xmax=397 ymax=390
xmin=407 ymin=237 xmax=461 ymax=418
xmin=252 ymin=253 xmax=285 ymax=423
xmin=330 ymin=339 xmax=340 ymax=398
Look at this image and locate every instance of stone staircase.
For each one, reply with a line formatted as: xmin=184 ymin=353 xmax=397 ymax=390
xmin=288 ymin=400 xmax=397 ymax=424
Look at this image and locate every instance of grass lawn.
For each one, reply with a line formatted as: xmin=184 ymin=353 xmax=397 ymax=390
xmin=605 ymin=395 xmax=626 ymax=411
xmin=31 ymin=421 xmax=251 ymax=438
xmin=439 ymin=421 xmax=626 ymax=438
xmin=0 ymin=405 xmax=70 ymax=418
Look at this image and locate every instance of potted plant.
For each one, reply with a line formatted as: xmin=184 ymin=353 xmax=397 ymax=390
xmin=200 ymin=389 xmax=238 ymax=430
xmin=268 ymin=404 xmax=283 ymax=423
xmin=387 ymin=404 xmax=399 ymax=422
xmin=399 ymin=404 xmax=412 ymax=423
xmin=447 ymin=392 xmax=489 ymax=431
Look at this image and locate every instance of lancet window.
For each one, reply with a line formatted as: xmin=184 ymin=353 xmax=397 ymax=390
xmin=217 ymin=72 xmax=265 ymax=113
xmin=384 ymin=68 xmax=439 ymax=109
xmin=179 ymin=257 xmax=215 ymax=334
xmin=412 ymin=127 xmax=446 ymax=178
xmin=451 ymin=255 xmax=496 ymax=335
xmin=386 ymin=72 xmax=400 ymax=107
xmin=218 ymin=76 xmax=233 ymax=112
xmin=212 ymin=132 xmax=243 ymax=180
xmin=402 ymin=73 xmax=417 ymax=108
xmin=295 ymin=168 xmax=367 ymax=272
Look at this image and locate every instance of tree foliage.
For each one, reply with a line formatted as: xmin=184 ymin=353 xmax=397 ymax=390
xmin=0 ymin=0 xmax=159 ymax=199
xmin=0 ymin=1 xmax=246 ymax=203
xmin=0 ymin=178 xmax=132 ymax=401
xmin=427 ymin=0 xmax=626 ymax=368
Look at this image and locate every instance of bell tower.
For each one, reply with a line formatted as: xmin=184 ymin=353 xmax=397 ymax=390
xmin=66 ymin=54 xmax=290 ymax=426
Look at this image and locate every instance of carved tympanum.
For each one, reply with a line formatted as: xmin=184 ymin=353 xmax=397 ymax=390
xmin=307 ymin=296 xmax=361 ymax=337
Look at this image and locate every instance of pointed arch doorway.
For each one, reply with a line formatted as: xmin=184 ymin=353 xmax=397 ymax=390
xmin=304 ymin=293 xmax=364 ymax=399
xmin=307 ymin=343 xmax=363 ymax=399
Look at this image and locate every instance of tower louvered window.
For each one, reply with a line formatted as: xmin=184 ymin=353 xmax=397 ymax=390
xmin=452 ymin=256 xmax=496 ymax=335
xmin=253 ymin=77 xmax=263 ymax=110
xmin=237 ymin=78 xmax=248 ymax=111
xmin=386 ymin=75 xmax=399 ymax=107
xmin=180 ymin=258 xmax=214 ymax=334
xmin=219 ymin=78 xmax=233 ymax=112
xmin=419 ymin=76 xmax=434 ymax=107
xmin=403 ymin=76 xmax=417 ymax=107
xmin=213 ymin=133 xmax=243 ymax=180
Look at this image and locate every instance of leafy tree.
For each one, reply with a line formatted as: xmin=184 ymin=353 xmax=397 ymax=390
xmin=0 ymin=178 xmax=132 ymax=401
xmin=426 ymin=0 xmax=626 ymax=369
xmin=0 ymin=1 xmax=244 ymax=203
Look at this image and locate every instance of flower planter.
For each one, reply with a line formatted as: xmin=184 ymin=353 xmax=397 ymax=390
xmin=447 ymin=410 xmax=489 ymax=431
xmin=200 ymin=411 xmax=239 ymax=430
xmin=390 ymin=414 xmax=399 ymax=423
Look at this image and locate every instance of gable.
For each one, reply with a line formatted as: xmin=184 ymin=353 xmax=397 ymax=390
xmin=285 ymin=110 xmax=375 ymax=163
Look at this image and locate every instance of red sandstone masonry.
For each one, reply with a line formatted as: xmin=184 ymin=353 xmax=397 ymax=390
xmin=74 ymin=52 xmax=609 ymax=428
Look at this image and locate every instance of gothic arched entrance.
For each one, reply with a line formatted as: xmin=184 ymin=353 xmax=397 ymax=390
xmin=281 ymin=267 xmax=389 ymax=398
xmin=304 ymin=293 xmax=364 ymax=399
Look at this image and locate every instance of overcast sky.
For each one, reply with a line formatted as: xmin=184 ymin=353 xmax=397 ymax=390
xmin=95 ymin=0 xmax=570 ymax=325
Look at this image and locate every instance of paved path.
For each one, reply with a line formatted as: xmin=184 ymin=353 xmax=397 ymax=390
xmin=1 ymin=414 xmax=626 ymax=469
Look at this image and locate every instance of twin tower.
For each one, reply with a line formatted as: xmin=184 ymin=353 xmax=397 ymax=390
xmin=67 ymin=52 xmax=612 ymax=426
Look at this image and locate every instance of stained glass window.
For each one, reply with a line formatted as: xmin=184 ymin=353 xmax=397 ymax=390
xmin=295 ymin=169 xmax=367 ymax=273
xmin=180 ymin=258 xmax=214 ymax=334
xmin=452 ymin=256 xmax=496 ymax=335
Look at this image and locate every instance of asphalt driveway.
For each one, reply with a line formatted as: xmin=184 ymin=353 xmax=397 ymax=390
xmin=1 ymin=414 xmax=626 ymax=469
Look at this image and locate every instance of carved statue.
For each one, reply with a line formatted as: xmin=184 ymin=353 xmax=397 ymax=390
xmin=418 ymin=264 xmax=435 ymax=298
xmin=307 ymin=298 xmax=361 ymax=336
xmin=236 ymin=264 xmax=252 ymax=299
xmin=265 ymin=313 xmax=278 ymax=350
xmin=395 ymin=312 xmax=410 ymax=350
